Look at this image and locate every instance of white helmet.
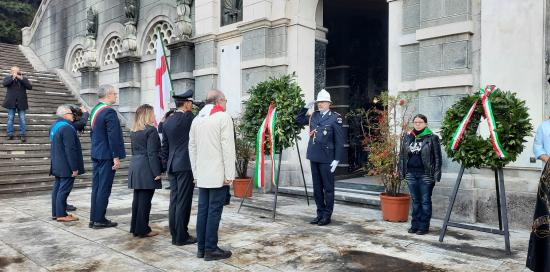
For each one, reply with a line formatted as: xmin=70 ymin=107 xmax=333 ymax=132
xmin=316 ymin=89 xmax=332 ymax=103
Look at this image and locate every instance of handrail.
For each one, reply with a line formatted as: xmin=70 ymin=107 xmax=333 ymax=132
xmin=24 ymin=0 xmax=52 ymax=45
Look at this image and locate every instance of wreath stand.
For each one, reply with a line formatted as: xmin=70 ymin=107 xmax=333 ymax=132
xmin=238 ymin=136 xmax=310 ymax=220
xmin=439 ymin=165 xmax=511 ymax=255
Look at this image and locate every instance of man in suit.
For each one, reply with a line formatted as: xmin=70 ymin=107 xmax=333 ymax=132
xmin=296 ymin=89 xmax=344 ymax=226
xmin=189 ymin=89 xmax=235 ymax=261
xmin=89 ymin=84 xmax=126 ymax=229
xmin=2 ymin=66 xmax=32 ymax=142
xmin=160 ymin=89 xmax=197 ymax=246
xmin=50 ymin=104 xmax=85 ymax=222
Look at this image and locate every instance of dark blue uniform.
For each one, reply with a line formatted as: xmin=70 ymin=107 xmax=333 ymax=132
xmin=297 ymin=108 xmax=344 ymax=223
xmin=49 ymin=118 xmax=84 ymax=218
xmin=90 ymin=105 xmax=126 ymax=224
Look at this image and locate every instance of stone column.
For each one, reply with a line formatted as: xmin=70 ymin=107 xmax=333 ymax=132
xmin=78 ymin=66 xmax=99 ymax=106
xmin=116 ymin=54 xmax=141 ymax=123
xmin=167 ymin=41 xmax=195 ymax=95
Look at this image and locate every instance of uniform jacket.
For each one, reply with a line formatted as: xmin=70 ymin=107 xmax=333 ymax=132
xmin=2 ymin=75 xmax=32 ymax=110
xmin=189 ymin=105 xmax=236 ymax=188
xmin=296 ymin=108 xmax=345 ymax=163
xmin=49 ymin=118 xmax=85 ymax=177
xmin=90 ymin=104 xmax=126 ymax=160
xmin=160 ymin=111 xmax=194 ymax=173
xmin=128 ymin=125 xmax=162 ymax=189
xmin=399 ymin=130 xmax=442 ymax=182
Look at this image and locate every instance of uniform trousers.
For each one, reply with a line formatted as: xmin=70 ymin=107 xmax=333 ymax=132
xmin=310 ymin=161 xmax=335 ymax=220
xmin=130 ymin=189 xmax=155 ymax=236
xmin=169 ymin=171 xmax=194 ymax=243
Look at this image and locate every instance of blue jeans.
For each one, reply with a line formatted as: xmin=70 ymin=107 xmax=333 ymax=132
xmin=196 ymin=187 xmax=226 ymax=251
xmin=90 ymin=159 xmax=115 ymax=223
xmin=406 ymin=172 xmax=435 ymax=231
xmin=7 ymin=108 xmax=26 ymax=136
xmin=51 ymin=177 xmax=75 ymax=217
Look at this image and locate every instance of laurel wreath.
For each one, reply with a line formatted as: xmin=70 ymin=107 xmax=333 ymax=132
xmin=440 ymin=90 xmax=532 ymax=169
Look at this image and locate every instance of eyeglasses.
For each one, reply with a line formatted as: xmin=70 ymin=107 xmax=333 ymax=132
xmin=413 ymin=121 xmax=425 ymax=124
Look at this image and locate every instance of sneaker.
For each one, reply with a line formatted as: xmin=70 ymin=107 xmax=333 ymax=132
xmin=204 ymin=248 xmax=232 ymax=261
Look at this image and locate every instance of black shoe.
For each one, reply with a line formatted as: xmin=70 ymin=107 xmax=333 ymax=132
xmin=416 ymin=229 xmax=429 ymax=235
xmin=204 ymin=248 xmax=232 ymax=261
xmin=165 ymin=186 xmax=171 ymax=190
xmin=88 ymin=221 xmax=94 ymax=228
xmin=92 ymin=220 xmax=118 ymax=229
xmin=66 ymin=204 xmax=77 ymax=211
xmin=224 ymin=199 xmax=230 ymax=206
xmin=173 ymin=236 xmax=197 ymax=246
xmin=20 ymin=136 xmax=26 ymax=143
xmin=197 ymin=249 xmax=205 ymax=258
xmin=309 ymin=217 xmax=321 ymax=224
xmin=51 ymin=216 xmax=57 ymax=220
xmin=7 ymin=136 xmax=13 ymax=140
xmin=317 ymin=218 xmax=331 ymax=226
xmin=408 ymin=228 xmax=418 ymax=234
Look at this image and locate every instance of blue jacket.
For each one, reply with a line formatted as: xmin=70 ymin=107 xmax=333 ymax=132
xmin=160 ymin=111 xmax=194 ymax=173
xmin=297 ymin=108 xmax=344 ymax=163
xmin=534 ymin=120 xmax=550 ymax=160
xmin=90 ymin=105 xmax=126 ymax=160
xmin=50 ymin=118 xmax=85 ymax=177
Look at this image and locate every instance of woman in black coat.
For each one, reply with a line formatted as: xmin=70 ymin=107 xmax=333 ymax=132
xmin=128 ymin=104 xmax=163 ymax=238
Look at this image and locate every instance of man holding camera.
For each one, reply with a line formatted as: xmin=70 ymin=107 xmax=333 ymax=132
xmin=2 ymin=66 xmax=32 ymax=143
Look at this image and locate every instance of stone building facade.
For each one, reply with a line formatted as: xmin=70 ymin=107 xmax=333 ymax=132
xmin=19 ymin=0 xmax=550 ymax=228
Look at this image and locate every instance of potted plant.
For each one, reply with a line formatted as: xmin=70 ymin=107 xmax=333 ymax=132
xmin=350 ymin=92 xmax=415 ymax=222
xmin=233 ymin=125 xmax=255 ymax=198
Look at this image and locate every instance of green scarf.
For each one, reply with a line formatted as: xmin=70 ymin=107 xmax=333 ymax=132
xmin=413 ymin=127 xmax=433 ymax=139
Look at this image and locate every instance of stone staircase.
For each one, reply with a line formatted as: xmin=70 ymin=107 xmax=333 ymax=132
xmin=0 ymin=42 xmax=130 ymax=196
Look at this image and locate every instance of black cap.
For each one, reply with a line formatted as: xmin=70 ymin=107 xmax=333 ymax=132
xmin=172 ymin=89 xmax=194 ymax=102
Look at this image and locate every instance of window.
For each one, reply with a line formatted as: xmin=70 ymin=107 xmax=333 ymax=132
xmin=221 ymin=0 xmax=243 ymax=26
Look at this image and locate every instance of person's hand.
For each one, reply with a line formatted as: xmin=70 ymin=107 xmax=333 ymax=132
xmin=72 ymin=170 xmax=78 ymax=177
xmin=330 ymin=160 xmax=339 ymax=173
xmin=154 ymin=176 xmax=161 ymax=181
xmin=224 ymin=179 xmax=233 ymax=186
xmin=541 ymin=155 xmax=550 ymax=162
xmin=80 ymin=106 xmax=88 ymax=113
xmin=112 ymin=158 xmax=121 ymax=170
xmin=305 ymin=100 xmax=316 ymax=109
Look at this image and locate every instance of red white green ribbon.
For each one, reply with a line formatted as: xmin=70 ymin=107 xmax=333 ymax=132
xmin=90 ymin=101 xmax=109 ymax=130
xmin=450 ymin=85 xmax=507 ymax=159
xmin=254 ymin=104 xmax=278 ymax=188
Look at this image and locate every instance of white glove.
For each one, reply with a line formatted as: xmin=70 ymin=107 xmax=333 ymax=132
xmin=330 ymin=160 xmax=339 ymax=173
xmin=305 ymin=100 xmax=316 ymax=109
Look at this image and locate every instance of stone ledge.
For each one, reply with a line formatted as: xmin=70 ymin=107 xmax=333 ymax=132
xmin=193 ymin=67 xmax=219 ymax=77
xmin=416 ymin=74 xmax=473 ymax=90
xmin=241 ymin=57 xmax=288 ymax=69
xmin=416 ymin=21 xmax=474 ymax=41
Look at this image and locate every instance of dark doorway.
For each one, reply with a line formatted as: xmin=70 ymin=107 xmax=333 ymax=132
xmin=324 ymin=0 xmax=388 ymax=177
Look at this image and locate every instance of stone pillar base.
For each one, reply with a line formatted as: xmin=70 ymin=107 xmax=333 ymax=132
xmin=116 ymin=54 xmax=141 ymax=124
xmin=78 ymin=66 xmax=99 ymax=105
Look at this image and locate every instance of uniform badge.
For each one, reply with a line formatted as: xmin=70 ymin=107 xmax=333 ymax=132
xmin=337 ymin=117 xmax=343 ymax=124
xmin=323 ymin=130 xmax=327 ymax=136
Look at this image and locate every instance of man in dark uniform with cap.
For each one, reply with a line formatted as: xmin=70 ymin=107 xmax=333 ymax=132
xmin=160 ymin=89 xmax=197 ymax=245
xmin=296 ymin=89 xmax=344 ymax=226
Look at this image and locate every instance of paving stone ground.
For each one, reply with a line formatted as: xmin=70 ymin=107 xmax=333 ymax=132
xmin=0 ymin=186 xmax=533 ymax=271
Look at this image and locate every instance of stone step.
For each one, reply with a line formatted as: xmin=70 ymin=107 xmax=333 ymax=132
xmin=0 ymin=178 xmax=128 ymax=195
xmin=0 ymin=69 xmax=57 ymax=77
xmin=0 ymin=163 xmax=129 ymax=177
xmin=278 ymin=185 xmax=382 ymax=207
xmin=0 ymin=130 xmax=130 ymax=137
xmin=0 ymin=136 xmax=94 ymax=145
xmin=0 ymin=160 xmax=130 ymax=170
xmin=0 ymin=143 xmax=132 ymax=152
xmin=0 ymin=169 xmax=129 ymax=185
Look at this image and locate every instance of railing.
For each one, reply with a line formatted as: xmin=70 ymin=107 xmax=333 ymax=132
xmin=22 ymin=0 xmax=52 ymax=46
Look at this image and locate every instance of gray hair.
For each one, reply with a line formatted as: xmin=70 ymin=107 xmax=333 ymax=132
xmin=98 ymin=84 xmax=116 ymax=98
xmin=206 ymin=89 xmax=225 ymax=104
xmin=56 ymin=104 xmax=72 ymax=118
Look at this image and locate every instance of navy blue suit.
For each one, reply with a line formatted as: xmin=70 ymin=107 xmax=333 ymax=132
xmin=297 ymin=108 xmax=344 ymax=220
xmin=90 ymin=104 xmax=126 ymax=223
xmin=49 ymin=118 xmax=84 ymax=217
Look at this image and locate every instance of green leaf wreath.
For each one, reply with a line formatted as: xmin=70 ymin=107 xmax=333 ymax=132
xmin=440 ymin=89 xmax=532 ymax=169
xmin=239 ymin=74 xmax=305 ymax=151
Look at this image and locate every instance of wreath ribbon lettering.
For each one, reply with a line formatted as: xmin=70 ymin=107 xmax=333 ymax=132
xmin=450 ymin=85 xmax=507 ymax=159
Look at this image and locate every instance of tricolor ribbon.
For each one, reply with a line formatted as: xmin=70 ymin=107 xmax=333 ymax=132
xmin=254 ymin=104 xmax=278 ymax=188
xmin=450 ymin=85 xmax=507 ymax=159
xmin=90 ymin=102 xmax=109 ymax=130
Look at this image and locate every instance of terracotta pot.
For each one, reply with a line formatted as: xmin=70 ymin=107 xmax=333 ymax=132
xmin=379 ymin=193 xmax=411 ymax=222
xmin=233 ymin=178 xmax=253 ymax=198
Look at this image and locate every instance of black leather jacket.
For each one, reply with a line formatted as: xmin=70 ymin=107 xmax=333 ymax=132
xmin=399 ymin=132 xmax=442 ymax=182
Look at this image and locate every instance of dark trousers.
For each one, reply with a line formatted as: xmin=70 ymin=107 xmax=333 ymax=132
xmin=130 ymin=189 xmax=155 ymax=236
xmin=51 ymin=177 xmax=75 ymax=217
xmin=310 ymin=161 xmax=335 ymax=220
xmin=196 ymin=187 xmax=226 ymax=251
xmin=169 ymin=171 xmax=194 ymax=243
xmin=224 ymin=185 xmax=231 ymax=204
xmin=406 ymin=172 xmax=435 ymax=231
xmin=90 ymin=159 xmax=115 ymax=223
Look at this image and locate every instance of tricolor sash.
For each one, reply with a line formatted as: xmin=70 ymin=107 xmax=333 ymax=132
xmin=450 ymin=85 xmax=507 ymax=159
xmin=254 ymin=104 xmax=278 ymax=188
xmin=90 ymin=102 xmax=109 ymax=130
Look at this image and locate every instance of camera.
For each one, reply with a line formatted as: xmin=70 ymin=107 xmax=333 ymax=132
xmin=68 ymin=104 xmax=83 ymax=121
